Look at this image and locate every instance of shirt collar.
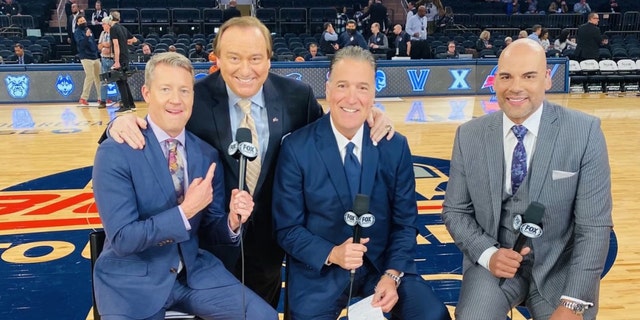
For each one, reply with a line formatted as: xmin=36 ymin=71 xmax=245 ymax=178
xmin=226 ymin=85 xmax=265 ymax=110
xmin=329 ymin=116 xmax=364 ymax=153
xmin=147 ymin=115 xmax=186 ymax=146
xmin=502 ymin=103 xmax=543 ymax=139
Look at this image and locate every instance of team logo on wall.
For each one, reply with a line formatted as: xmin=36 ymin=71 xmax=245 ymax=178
xmin=285 ymin=72 xmax=302 ymax=81
xmin=55 ymin=74 xmax=74 ymax=97
xmin=5 ymin=75 xmax=30 ymax=99
xmin=194 ymin=73 xmax=208 ymax=81
xmin=481 ymin=65 xmax=499 ymax=93
xmin=375 ymin=70 xmax=386 ymax=92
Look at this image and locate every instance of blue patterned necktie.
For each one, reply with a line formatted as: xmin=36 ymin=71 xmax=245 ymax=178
xmin=511 ymin=125 xmax=528 ymax=194
xmin=166 ymin=139 xmax=185 ymax=204
xmin=344 ymin=142 xmax=361 ymax=199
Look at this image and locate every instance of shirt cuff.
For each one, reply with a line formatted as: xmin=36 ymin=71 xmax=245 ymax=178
xmin=477 ymin=246 xmax=499 ymax=271
xmin=560 ymin=296 xmax=594 ymax=307
xmin=228 ymin=220 xmax=240 ymax=241
xmin=177 ymin=206 xmax=191 ymax=231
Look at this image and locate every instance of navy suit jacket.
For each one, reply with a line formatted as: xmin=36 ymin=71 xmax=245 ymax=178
xmin=188 ymin=71 xmax=323 ymax=262
xmin=92 ymin=125 xmax=239 ymax=318
xmin=272 ymin=115 xmax=419 ymax=313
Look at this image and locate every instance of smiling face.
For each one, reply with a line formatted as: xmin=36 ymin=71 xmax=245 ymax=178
xmin=493 ymin=39 xmax=551 ymax=124
xmin=326 ymin=52 xmax=375 ymax=140
xmin=142 ymin=56 xmax=194 ymax=138
xmin=216 ymin=25 xmax=271 ymax=99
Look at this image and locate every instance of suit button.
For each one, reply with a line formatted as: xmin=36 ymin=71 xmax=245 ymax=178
xmin=170 ymin=268 xmax=177 ymax=273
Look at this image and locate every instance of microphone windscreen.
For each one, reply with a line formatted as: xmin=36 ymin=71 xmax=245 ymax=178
xmin=236 ymin=127 xmax=252 ymax=144
xmin=523 ymin=201 xmax=545 ymax=224
xmin=353 ymin=194 xmax=370 ymax=216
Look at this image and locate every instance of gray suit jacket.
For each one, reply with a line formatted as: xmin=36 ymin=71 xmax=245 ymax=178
xmin=443 ymin=101 xmax=612 ymax=313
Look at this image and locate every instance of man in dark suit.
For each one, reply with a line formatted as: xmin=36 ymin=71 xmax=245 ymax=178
xmin=272 ymin=46 xmax=449 ymax=320
xmin=65 ymin=0 xmax=82 ymax=55
xmin=222 ymin=0 xmax=241 ymax=23
xmin=574 ymin=12 xmax=602 ymax=61
xmin=442 ymin=39 xmax=612 ymax=320
xmin=104 ymin=16 xmax=394 ymax=309
xmin=9 ymin=43 xmax=34 ymax=64
xmin=92 ymin=52 xmax=277 ymax=320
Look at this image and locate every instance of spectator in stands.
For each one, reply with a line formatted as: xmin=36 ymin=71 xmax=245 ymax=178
xmin=387 ymin=23 xmax=411 ymax=59
xmin=406 ymin=5 xmax=430 ymax=59
xmin=476 ymin=30 xmax=493 ymax=52
xmin=98 ymin=16 xmax=115 ymax=108
xmin=504 ymin=36 xmax=513 ymax=47
xmin=406 ymin=1 xmax=417 ymax=27
xmin=364 ymin=0 xmax=388 ymax=33
xmin=437 ymin=41 xmax=459 ymax=59
xmin=506 ymin=0 xmax=520 ymax=15
xmin=335 ymin=6 xmax=348 ymax=34
xmin=75 ymin=15 xmax=102 ymax=107
xmin=140 ymin=43 xmax=153 ymax=62
xmin=526 ymin=0 xmax=538 ymax=14
xmin=352 ymin=3 xmax=366 ymax=33
xmin=600 ymin=34 xmax=611 ymax=51
xmin=208 ymin=51 xmax=218 ymax=73
xmin=559 ymin=0 xmax=570 ymax=13
xmin=223 ymin=0 xmax=241 ymax=23
xmin=303 ymin=43 xmax=323 ymax=61
xmin=518 ymin=30 xmax=528 ymax=39
xmin=65 ymin=0 xmax=83 ymax=55
xmin=603 ymin=0 xmax=620 ymax=13
xmin=435 ymin=7 xmax=454 ymax=33
xmin=339 ymin=20 xmax=367 ymax=50
xmin=540 ymin=28 xmax=551 ymax=52
xmin=573 ymin=0 xmax=591 ymax=14
xmin=9 ymin=43 xmax=33 ymax=64
xmin=554 ymin=28 xmax=577 ymax=54
xmin=527 ymin=24 xmax=542 ymax=44
xmin=168 ymin=45 xmax=177 ymax=52
xmin=320 ymin=22 xmax=339 ymax=54
xmin=368 ymin=22 xmax=388 ymax=54
xmin=1 ymin=0 xmax=21 ymax=16
xmin=109 ymin=10 xmax=138 ymax=113
xmin=574 ymin=12 xmax=601 ymax=61
xmin=424 ymin=0 xmax=439 ymax=35
xmin=91 ymin=1 xmax=108 ymax=25
xmin=189 ymin=43 xmax=208 ymax=61
xmin=548 ymin=1 xmax=558 ymax=13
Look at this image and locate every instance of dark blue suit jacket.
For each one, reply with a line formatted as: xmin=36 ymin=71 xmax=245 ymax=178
xmin=92 ymin=125 xmax=239 ymax=318
xmin=273 ymin=114 xmax=419 ymax=313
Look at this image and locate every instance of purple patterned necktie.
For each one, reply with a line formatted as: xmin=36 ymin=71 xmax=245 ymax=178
xmin=166 ymin=139 xmax=185 ymax=204
xmin=511 ymin=125 xmax=528 ymax=194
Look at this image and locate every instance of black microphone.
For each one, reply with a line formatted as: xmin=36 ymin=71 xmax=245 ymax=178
xmin=499 ymin=201 xmax=545 ymax=286
xmin=343 ymin=194 xmax=375 ymax=275
xmin=227 ymin=127 xmax=258 ymax=192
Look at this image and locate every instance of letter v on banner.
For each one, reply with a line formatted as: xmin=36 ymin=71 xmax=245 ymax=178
xmin=407 ymin=69 xmax=430 ymax=92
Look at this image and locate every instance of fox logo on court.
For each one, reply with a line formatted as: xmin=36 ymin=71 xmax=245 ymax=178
xmin=5 ymin=75 xmax=30 ymax=99
xmin=55 ymin=74 xmax=74 ymax=97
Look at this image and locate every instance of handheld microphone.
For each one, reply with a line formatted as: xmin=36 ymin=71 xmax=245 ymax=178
xmin=227 ymin=128 xmax=258 ymax=192
xmin=343 ymin=194 xmax=375 ymax=275
xmin=499 ymin=201 xmax=545 ymax=286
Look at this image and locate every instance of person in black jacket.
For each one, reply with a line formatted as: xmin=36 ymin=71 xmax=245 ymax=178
xmin=75 ymin=15 xmax=102 ymax=106
xmin=9 ymin=43 xmax=34 ymax=64
xmin=223 ymin=0 xmax=241 ymax=23
xmin=574 ymin=12 xmax=602 ymax=61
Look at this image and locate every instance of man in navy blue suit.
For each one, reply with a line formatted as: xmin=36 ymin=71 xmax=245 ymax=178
xmin=92 ymin=52 xmax=277 ymax=320
xmin=272 ymin=46 xmax=450 ymax=320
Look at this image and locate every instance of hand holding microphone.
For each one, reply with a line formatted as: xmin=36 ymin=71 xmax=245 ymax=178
xmin=343 ymin=194 xmax=376 ymax=274
xmin=228 ymin=128 xmax=258 ymax=223
xmin=496 ymin=202 xmax=545 ymax=286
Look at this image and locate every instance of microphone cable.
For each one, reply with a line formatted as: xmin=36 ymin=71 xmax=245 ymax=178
xmin=346 ymin=269 xmax=356 ymax=319
xmin=238 ymin=218 xmax=246 ymax=320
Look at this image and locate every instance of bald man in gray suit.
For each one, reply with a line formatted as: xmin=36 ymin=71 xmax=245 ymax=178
xmin=443 ymin=38 xmax=612 ymax=320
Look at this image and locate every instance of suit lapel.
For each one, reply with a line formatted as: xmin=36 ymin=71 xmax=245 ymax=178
xmin=209 ymin=75 xmax=237 ymax=180
xmin=184 ymin=133 xmax=202 ymax=185
xmin=256 ymin=76 xmax=283 ymax=195
xmin=315 ymin=116 xmax=352 ymax=212
xmin=141 ymin=127 xmax=175 ymax=204
xmin=485 ymin=112 xmax=505 ymax=225
xmin=529 ymin=102 xmax=559 ymax=202
xmin=360 ymin=125 xmax=378 ymax=197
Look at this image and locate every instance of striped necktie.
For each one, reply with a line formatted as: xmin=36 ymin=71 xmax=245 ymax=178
xmin=166 ymin=139 xmax=185 ymax=204
xmin=238 ymin=99 xmax=261 ymax=195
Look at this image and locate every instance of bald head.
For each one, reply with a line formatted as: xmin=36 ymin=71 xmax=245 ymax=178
xmin=493 ymin=38 xmax=551 ymax=124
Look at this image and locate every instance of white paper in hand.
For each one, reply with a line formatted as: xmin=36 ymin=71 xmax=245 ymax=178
xmin=347 ymin=294 xmax=385 ymax=320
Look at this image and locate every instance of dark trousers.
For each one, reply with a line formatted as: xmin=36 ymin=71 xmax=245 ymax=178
xmin=115 ymin=65 xmax=135 ymax=108
xmin=410 ymin=40 xmax=431 ymax=59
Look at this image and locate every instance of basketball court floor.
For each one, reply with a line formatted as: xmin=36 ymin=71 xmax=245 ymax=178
xmin=0 ymin=93 xmax=637 ymax=319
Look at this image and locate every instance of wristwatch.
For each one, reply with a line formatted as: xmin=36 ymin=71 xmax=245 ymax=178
xmin=383 ymin=271 xmax=404 ymax=287
xmin=560 ymin=300 xmax=588 ymax=315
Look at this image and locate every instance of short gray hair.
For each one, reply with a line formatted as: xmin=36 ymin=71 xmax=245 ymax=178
xmin=329 ymin=46 xmax=376 ymax=79
xmin=145 ymin=52 xmax=194 ymax=86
